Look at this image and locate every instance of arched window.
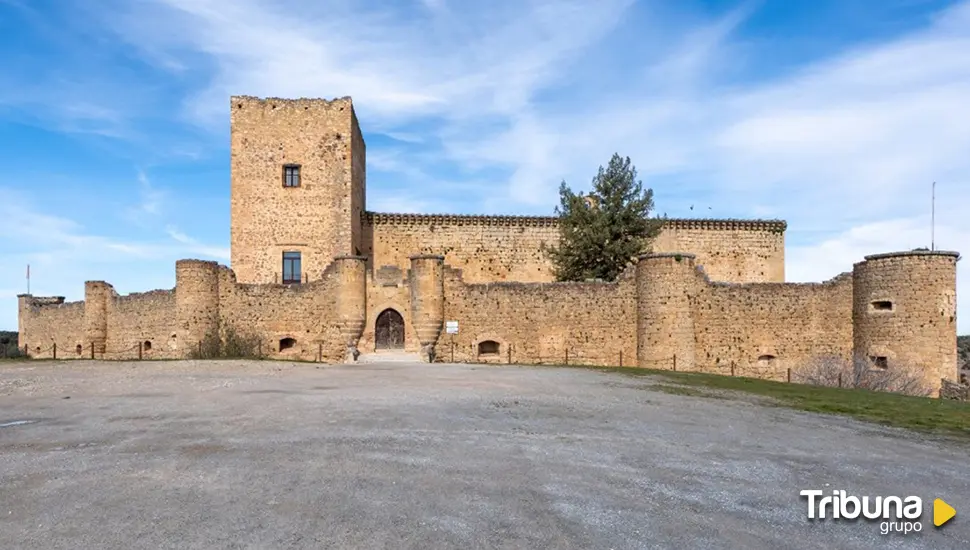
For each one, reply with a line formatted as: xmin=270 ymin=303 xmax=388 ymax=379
xmin=143 ymin=340 xmax=152 ymax=351
xmin=279 ymin=337 xmax=297 ymax=351
xmin=75 ymin=344 xmax=83 ymax=355
xmin=478 ymin=340 xmax=500 ymax=356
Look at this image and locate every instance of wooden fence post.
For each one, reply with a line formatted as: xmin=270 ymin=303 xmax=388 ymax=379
xmin=838 ymin=372 xmax=842 ymax=388
xmin=318 ymin=342 xmax=322 ymax=362
xmin=565 ymin=348 xmax=569 ymax=366
xmin=198 ymin=341 xmax=203 ymax=358
xmin=673 ymin=354 xmax=677 ymax=371
xmin=619 ymin=350 xmax=623 ymax=367
xmin=138 ymin=341 xmax=143 ymax=360
xmin=507 ymin=344 xmax=511 ymax=364
xmin=53 ymin=343 xmax=57 ymax=360
xmin=731 ymin=364 xmax=735 ymax=376
xmin=90 ymin=342 xmax=94 ymax=359
xmin=787 ymin=368 xmax=791 ymax=383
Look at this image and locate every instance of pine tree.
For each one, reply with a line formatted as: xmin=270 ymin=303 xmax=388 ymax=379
xmin=545 ymin=154 xmax=663 ymax=281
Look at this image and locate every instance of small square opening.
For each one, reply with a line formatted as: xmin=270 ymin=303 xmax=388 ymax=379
xmin=870 ymin=300 xmax=893 ymax=312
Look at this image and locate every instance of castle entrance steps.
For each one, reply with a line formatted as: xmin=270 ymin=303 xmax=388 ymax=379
xmin=356 ymin=350 xmax=422 ymax=364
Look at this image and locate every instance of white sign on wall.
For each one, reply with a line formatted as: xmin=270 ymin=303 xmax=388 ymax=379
xmin=445 ymin=320 xmax=459 ymax=334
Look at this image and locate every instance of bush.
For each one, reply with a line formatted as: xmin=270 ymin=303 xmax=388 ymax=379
xmin=792 ymin=355 xmax=933 ymax=397
xmin=189 ymin=318 xmax=265 ymax=360
xmin=0 ymin=331 xmax=23 ymax=359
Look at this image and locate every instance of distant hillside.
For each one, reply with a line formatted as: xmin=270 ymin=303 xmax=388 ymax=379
xmin=960 ymin=335 xmax=970 ymax=371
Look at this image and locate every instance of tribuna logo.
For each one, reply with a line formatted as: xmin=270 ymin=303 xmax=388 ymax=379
xmin=801 ymin=490 xmax=923 ymax=535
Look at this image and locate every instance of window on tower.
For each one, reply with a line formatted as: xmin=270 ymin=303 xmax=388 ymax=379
xmin=283 ymin=164 xmax=301 ymax=187
xmin=282 ymin=251 xmax=302 ymax=284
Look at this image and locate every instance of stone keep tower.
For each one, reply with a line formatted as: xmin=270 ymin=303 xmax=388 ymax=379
xmin=230 ymin=96 xmax=367 ymax=284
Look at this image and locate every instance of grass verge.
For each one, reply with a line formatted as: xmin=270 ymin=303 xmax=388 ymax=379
xmin=577 ymin=365 xmax=970 ymax=440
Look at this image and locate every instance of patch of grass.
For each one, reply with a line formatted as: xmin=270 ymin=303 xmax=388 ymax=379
xmin=646 ymin=383 xmax=723 ymax=399
xmin=567 ymin=365 xmax=970 ymax=440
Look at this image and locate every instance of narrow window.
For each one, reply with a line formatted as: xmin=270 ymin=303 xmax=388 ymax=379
xmin=75 ymin=344 xmax=82 ymax=355
xmin=143 ymin=340 xmax=152 ymax=351
xmin=870 ymin=300 xmax=893 ymax=311
xmin=870 ymin=356 xmax=888 ymax=369
xmin=478 ymin=340 xmax=500 ymax=355
xmin=279 ymin=337 xmax=296 ymax=351
xmin=282 ymin=251 xmax=301 ymax=284
xmin=283 ymin=164 xmax=301 ymax=187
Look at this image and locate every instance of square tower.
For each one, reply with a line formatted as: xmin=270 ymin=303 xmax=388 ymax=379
xmin=230 ymin=96 xmax=366 ymax=284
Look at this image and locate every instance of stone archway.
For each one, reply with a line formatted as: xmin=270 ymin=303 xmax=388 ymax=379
xmin=375 ymin=308 xmax=405 ymax=350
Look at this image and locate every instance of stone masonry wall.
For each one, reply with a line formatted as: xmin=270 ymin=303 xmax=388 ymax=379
xmin=691 ymin=272 xmax=855 ymax=380
xmin=365 ymin=213 xmax=785 ymax=285
xmin=17 ymin=297 xmax=85 ymax=358
xmin=108 ymin=290 xmax=178 ymax=359
xmin=852 ymin=251 xmax=960 ymax=394
xmin=230 ymin=96 xmax=364 ymax=285
xmin=652 ymin=221 xmax=785 ymax=283
xmin=438 ymin=266 xmax=638 ymax=366
xmin=16 ymin=249 xmax=957 ymax=399
xmin=216 ymin=262 xmax=345 ymax=362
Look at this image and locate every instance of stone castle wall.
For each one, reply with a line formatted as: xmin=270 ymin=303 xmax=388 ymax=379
xmin=19 ymin=250 xmax=958 ymax=395
xmin=14 ymin=96 xmax=960 ymax=397
xmin=365 ymin=213 xmax=786 ymax=285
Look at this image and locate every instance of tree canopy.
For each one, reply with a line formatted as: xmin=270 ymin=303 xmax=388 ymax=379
xmin=545 ymin=153 xmax=663 ymax=282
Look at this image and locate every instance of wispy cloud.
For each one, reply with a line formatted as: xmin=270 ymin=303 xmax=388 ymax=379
xmin=165 ymin=225 xmax=230 ymax=260
xmin=1 ymin=0 xmax=968 ymax=333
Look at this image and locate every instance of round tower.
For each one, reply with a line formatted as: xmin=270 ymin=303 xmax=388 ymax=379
xmin=636 ymin=253 xmax=698 ymax=371
xmin=334 ymin=255 xmax=367 ymax=362
xmin=852 ymin=250 xmax=959 ymax=394
xmin=84 ymin=281 xmax=113 ymax=356
xmin=175 ymin=260 xmax=221 ymax=356
xmin=409 ymin=255 xmax=445 ymax=362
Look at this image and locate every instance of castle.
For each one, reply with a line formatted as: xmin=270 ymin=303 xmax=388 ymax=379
xmin=18 ymin=96 xmax=960 ymax=394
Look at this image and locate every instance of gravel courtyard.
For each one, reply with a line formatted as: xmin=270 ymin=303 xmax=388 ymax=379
xmin=0 ymin=359 xmax=967 ymax=549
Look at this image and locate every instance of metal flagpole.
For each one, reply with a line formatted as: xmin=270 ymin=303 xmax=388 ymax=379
xmin=26 ymin=264 xmax=30 ymax=295
xmin=931 ymin=181 xmax=936 ymax=251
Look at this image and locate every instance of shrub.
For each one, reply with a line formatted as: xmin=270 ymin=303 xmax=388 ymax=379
xmin=792 ymin=355 xmax=933 ymax=397
xmin=0 ymin=331 xmax=23 ymax=359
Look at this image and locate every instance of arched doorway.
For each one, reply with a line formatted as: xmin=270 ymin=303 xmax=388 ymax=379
xmin=375 ymin=308 xmax=405 ymax=350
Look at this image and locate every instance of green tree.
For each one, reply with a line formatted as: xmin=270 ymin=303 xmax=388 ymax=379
xmin=545 ymin=154 xmax=663 ymax=282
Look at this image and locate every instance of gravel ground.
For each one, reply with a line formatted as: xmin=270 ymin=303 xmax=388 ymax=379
xmin=0 ymin=359 xmax=968 ymax=549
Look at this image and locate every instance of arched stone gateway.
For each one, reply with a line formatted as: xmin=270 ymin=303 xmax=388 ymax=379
xmin=375 ymin=308 xmax=405 ymax=350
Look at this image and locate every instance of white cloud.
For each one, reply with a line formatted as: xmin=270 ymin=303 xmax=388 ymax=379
xmin=5 ymin=0 xmax=969 ymax=333
xmin=0 ymin=194 xmax=230 ymax=329
xmin=165 ymin=226 xmax=231 ymax=260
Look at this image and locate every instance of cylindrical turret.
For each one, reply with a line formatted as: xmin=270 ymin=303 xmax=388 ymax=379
xmin=334 ymin=255 xmax=367 ymax=362
xmin=636 ymin=253 xmax=697 ymax=371
xmin=84 ymin=281 xmax=112 ymax=356
xmin=175 ymin=260 xmax=221 ymax=356
xmin=409 ymin=255 xmax=445 ymax=362
xmin=852 ymin=250 xmax=959 ymax=395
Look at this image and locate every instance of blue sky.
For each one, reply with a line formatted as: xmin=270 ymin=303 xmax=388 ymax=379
xmin=1 ymin=0 xmax=968 ymax=333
